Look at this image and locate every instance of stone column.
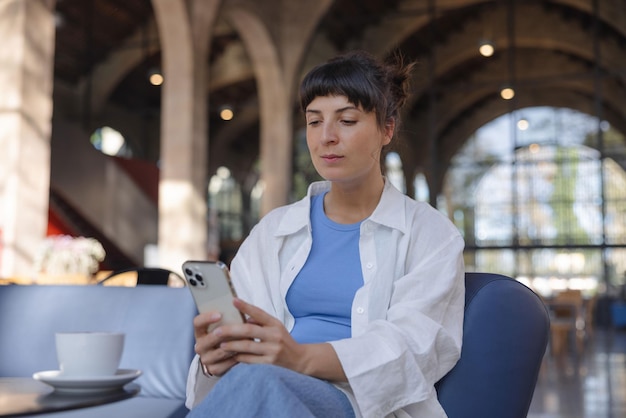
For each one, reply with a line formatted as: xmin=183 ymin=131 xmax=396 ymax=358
xmin=229 ymin=8 xmax=291 ymax=216
xmin=0 ymin=0 xmax=55 ymax=277
xmin=228 ymin=0 xmax=332 ymax=215
xmin=151 ymin=0 xmax=219 ymax=271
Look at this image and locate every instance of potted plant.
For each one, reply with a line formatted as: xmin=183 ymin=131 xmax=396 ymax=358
xmin=33 ymin=235 xmax=106 ymax=284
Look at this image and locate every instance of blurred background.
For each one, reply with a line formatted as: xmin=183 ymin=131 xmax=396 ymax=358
xmin=1 ymin=1 xmax=625 ymax=415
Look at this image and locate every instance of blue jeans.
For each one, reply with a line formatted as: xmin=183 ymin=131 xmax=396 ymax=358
xmin=187 ymin=363 xmax=355 ymax=418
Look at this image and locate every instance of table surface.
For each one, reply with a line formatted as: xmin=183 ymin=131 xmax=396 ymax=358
xmin=0 ymin=377 xmax=139 ymax=417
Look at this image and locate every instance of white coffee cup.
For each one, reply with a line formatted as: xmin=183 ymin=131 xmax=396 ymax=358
xmin=55 ymin=332 xmax=125 ymax=377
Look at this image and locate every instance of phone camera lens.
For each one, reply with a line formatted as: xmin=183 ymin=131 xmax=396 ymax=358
xmin=189 ymin=278 xmax=197 ymax=286
xmin=185 ymin=268 xmax=193 ymax=276
xmin=195 ymin=273 xmax=204 ymax=282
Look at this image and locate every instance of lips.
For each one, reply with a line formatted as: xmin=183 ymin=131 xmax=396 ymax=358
xmin=321 ymin=154 xmax=343 ymax=163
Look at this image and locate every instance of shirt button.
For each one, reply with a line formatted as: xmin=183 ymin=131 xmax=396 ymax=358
xmin=356 ymin=307 xmax=365 ymax=314
xmin=366 ymin=262 xmax=374 ymax=269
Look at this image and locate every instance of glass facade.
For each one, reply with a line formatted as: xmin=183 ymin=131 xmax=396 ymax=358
xmin=445 ymin=107 xmax=626 ymax=297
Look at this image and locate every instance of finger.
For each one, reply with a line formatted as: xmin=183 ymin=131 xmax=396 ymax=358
xmin=193 ymin=312 xmax=222 ymax=338
xmin=193 ymin=311 xmax=222 ymax=327
xmin=211 ymin=322 xmax=259 ymax=341
xmin=208 ymin=357 xmax=238 ymax=377
xmin=232 ymin=298 xmax=277 ymax=326
xmin=199 ymin=344 xmax=237 ymax=367
xmin=195 ymin=327 xmax=233 ymax=355
xmin=194 ymin=334 xmax=218 ymax=354
xmin=220 ymin=339 xmax=265 ymax=356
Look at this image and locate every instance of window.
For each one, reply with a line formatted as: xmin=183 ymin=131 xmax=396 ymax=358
xmin=445 ymin=107 xmax=626 ymax=297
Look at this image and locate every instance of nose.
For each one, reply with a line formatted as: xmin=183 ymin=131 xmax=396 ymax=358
xmin=321 ymin=122 xmax=338 ymax=145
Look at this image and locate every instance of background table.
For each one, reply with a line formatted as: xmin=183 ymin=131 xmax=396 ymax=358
xmin=0 ymin=377 xmax=139 ymax=417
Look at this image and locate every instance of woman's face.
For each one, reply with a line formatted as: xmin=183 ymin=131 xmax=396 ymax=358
xmin=305 ymin=95 xmax=393 ymax=186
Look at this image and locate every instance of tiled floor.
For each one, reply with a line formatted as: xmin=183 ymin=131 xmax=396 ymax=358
xmin=528 ymin=328 xmax=626 ymax=418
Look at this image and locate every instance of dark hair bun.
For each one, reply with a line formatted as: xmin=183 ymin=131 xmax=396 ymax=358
xmin=300 ymin=50 xmax=416 ymax=131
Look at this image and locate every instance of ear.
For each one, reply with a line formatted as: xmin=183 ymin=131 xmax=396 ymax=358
xmin=382 ymin=118 xmax=395 ymax=145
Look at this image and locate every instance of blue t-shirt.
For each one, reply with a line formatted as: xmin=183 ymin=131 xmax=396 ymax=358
xmin=286 ymin=192 xmax=364 ymax=344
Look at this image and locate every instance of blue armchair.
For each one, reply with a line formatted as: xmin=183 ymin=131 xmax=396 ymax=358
xmin=437 ymin=272 xmax=550 ymax=418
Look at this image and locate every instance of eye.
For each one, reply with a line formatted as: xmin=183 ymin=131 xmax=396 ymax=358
xmin=307 ymin=120 xmax=321 ymax=126
xmin=341 ymin=120 xmax=356 ymax=126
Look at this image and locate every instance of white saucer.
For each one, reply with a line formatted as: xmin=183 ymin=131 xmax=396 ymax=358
xmin=33 ymin=369 xmax=142 ymax=393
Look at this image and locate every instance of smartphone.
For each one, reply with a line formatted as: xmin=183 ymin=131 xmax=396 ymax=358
xmin=182 ymin=260 xmax=245 ymax=330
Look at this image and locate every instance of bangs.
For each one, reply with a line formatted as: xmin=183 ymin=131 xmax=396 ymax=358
xmin=299 ymin=59 xmax=381 ymax=113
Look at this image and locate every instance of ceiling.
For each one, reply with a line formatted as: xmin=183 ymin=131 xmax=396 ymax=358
xmin=51 ymin=0 xmax=626 ymax=186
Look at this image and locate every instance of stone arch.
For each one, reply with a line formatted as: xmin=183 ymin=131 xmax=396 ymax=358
xmin=225 ymin=0 xmax=332 ymax=214
xmin=80 ymin=18 xmax=160 ymax=115
xmin=227 ymin=7 xmax=291 ymax=215
xmin=362 ymin=0 xmax=626 ymax=57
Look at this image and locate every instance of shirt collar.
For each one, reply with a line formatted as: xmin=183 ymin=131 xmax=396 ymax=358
xmin=274 ymin=181 xmax=329 ymax=236
xmin=368 ymin=179 xmax=408 ymax=234
xmin=274 ymin=178 xmax=409 ymax=237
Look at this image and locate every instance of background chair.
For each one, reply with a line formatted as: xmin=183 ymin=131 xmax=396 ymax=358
xmin=436 ymin=272 xmax=550 ymax=418
xmin=547 ymin=289 xmax=590 ymax=356
xmin=97 ymin=267 xmax=186 ymax=287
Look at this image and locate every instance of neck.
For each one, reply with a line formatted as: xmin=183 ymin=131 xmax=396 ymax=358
xmin=323 ymin=177 xmax=385 ymax=224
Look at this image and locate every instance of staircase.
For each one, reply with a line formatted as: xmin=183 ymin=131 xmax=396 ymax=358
xmin=50 ymin=119 xmax=159 ymax=269
xmin=49 ymin=188 xmax=136 ymax=270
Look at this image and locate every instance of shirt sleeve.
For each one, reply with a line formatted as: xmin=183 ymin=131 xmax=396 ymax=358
xmin=185 ymin=221 xmax=277 ymax=410
xmin=330 ymin=232 xmax=465 ymax=418
xmin=185 ymin=354 xmax=219 ymax=409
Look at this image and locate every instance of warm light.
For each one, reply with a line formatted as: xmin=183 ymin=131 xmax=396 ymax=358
xmin=517 ymin=118 xmax=529 ymax=130
xmin=500 ymin=87 xmax=515 ymax=100
xmin=149 ymin=72 xmax=164 ymax=86
xmin=529 ymin=143 xmax=540 ymax=153
xmin=147 ymin=68 xmax=163 ymax=86
xmin=220 ymin=107 xmax=234 ymax=121
xmin=478 ymin=41 xmax=494 ymax=57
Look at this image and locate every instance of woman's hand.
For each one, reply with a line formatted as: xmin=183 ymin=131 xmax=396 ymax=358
xmin=194 ymin=298 xmax=347 ymax=382
xmin=216 ymin=298 xmax=307 ymax=373
xmin=193 ymin=311 xmax=240 ymax=377
xmin=192 ymin=300 xmax=304 ymax=376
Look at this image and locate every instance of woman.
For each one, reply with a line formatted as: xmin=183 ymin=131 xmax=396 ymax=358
xmin=186 ymin=50 xmax=465 ymax=418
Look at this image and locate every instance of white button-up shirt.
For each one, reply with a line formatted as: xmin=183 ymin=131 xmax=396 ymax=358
xmin=186 ymin=180 xmax=465 ymax=418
